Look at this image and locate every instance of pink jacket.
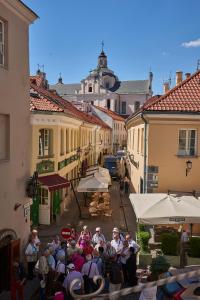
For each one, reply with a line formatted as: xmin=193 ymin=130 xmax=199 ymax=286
xmin=72 ymin=253 xmax=85 ymax=272
xmin=54 ymin=291 xmax=64 ymax=300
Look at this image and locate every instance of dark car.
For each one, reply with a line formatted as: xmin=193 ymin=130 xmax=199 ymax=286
xmin=103 ymin=155 xmax=118 ymax=179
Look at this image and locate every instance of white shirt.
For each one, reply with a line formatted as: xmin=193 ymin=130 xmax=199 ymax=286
xmin=111 ymin=239 xmax=123 ymax=254
xmin=81 ymin=261 xmax=99 ymax=278
xmin=181 ymin=232 xmax=189 ymax=242
xmin=139 ymin=286 xmax=157 ymax=300
xmin=120 ymin=247 xmax=130 ymax=264
xmin=92 ymin=233 xmax=106 ymax=245
xmin=128 ymin=239 xmax=140 ymax=253
xmin=56 ymin=261 xmax=65 ymax=274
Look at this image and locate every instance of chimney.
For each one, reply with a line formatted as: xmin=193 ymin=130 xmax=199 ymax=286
xmin=185 ymin=73 xmax=191 ymax=80
xmin=163 ymin=82 xmax=170 ymax=94
xmin=176 ymin=71 xmax=183 ymax=85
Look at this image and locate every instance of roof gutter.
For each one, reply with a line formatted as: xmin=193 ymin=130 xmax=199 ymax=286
xmin=141 ymin=113 xmax=148 ymax=193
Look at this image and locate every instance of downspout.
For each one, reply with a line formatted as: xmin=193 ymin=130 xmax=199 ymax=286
xmin=141 ymin=113 xmax=148 ymax=193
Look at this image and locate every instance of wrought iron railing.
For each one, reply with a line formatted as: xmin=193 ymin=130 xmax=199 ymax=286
xmin=69 ymin=269 xmax=200 ymax=299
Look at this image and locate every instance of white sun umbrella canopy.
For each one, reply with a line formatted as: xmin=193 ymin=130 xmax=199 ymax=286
xmin=77 ymin=175 xmax=109 ymax=192
xmin=86 ymin=167 xmax=111 ymax=185
xmin=129 ymin=193 xmax=200 ymax=225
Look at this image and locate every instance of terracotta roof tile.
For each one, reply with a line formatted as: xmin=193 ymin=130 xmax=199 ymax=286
xmin=144 ymin=70 xmax=200 ymax=112
xmin=30 ymin=79 xmax=111 ymax=129
xmin=93 ymin=106 xmax=125 ymax=121
xmin=30 ymin=96 xmax=64 ymax=112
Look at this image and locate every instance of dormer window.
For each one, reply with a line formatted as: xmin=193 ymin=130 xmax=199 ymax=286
xmin=88 ymin=86 xmax=92 ymax=93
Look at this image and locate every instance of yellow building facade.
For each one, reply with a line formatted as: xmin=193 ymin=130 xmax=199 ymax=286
xmin=30 ymin=80 xmax=111 ymax=225
xmin=126 ymin=70 xmax=200 ymax=232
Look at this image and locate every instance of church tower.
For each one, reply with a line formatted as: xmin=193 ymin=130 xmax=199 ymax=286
xmin=97 ymin=41 xmax=107 ymax=69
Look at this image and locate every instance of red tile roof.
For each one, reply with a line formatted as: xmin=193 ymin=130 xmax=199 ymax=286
xmin=144 ymin=70 xmax=200 ymax=112
xmin=30 ymin=94 xmax=64 ymax=112
xmin=30 ymin=79 xmax=111 ymax=129
xmin=30 ymin=76 xmax=43 ymax=87
xmin=93 ymin=106 xmax=125 ymax=121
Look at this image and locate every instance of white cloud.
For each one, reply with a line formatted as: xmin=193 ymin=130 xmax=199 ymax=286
xmin=182 ymin=38 xmax=200 ymax=48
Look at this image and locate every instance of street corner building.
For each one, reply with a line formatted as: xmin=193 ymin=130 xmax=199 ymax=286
xmin=29 ymin=74 xmax=112 ymax=226
xmin=0 ymin=0 xmax=38 ymax=294
xmin=126 ymin=70 xmax=200 ymax=233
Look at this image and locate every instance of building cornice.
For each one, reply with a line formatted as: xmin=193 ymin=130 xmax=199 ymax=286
xmin=1 ymin=0 xmax=38 ymax=24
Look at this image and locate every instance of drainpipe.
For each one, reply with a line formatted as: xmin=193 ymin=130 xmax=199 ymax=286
xmin=141 ymin=113 xmax=148 ymax=193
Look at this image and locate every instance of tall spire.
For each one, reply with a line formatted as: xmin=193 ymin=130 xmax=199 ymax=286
xmin=101 ymin=40 xmax=104 ymax=52
xmin=98 ymin=41 xmax=107 ymax=68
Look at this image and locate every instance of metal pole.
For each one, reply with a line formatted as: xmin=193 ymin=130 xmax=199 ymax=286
xmin=70 ymin=180 xmax=82 ymax=218
xmin=65 ymin=241 xmax=68 ymax=275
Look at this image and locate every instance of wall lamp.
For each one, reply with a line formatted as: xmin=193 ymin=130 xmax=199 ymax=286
xmin=186 ymin=160 xmax=192 ymax=176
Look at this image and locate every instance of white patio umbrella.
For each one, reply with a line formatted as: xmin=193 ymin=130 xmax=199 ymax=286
xmin=77 ymin=175 xmax=109 ymax=192
xmin=86 ymin=167 xmax=111 ymax=185
xmin=129 ymin=193 xmax=200 ymax=225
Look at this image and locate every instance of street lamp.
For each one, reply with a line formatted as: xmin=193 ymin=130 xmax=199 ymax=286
xmin=186 ymin=160 xmax=192 ymax=176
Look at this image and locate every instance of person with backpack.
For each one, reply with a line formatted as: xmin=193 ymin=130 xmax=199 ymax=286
xmin=81 ymin=254 xmax=99 ymax=293
xmin=107 ymin=255 xmax=123 ymax=293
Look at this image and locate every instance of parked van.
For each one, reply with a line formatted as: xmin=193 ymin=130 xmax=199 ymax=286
xmin=103 ymin=155 xmax=118 ymax=179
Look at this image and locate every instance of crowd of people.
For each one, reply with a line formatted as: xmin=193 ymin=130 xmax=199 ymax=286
xmin=11 ymin=226 xmax=140 ymax=300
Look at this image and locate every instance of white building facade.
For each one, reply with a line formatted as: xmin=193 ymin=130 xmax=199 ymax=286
xmin=50 ymin=49 xmax=153 ymax=117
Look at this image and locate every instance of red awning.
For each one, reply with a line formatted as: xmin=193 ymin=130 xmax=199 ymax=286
xmin=38 ymin=174 xmax=70 ymax=191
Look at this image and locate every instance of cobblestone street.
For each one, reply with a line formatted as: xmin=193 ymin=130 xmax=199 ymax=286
xmin=38 ymin=180 xmax=137 ymax=244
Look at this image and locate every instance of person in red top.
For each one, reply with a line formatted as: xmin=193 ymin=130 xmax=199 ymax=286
xmin=83 ymin=240 xmax=94 ymax=257
xmin=71 ymin=253 xmax=85 ymax=272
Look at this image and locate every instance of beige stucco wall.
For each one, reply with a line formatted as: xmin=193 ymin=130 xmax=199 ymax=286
xmin=127 ymin=119 xmax=145 ymax=193
xmin=0 ymin=3 xmax=34 ymax=249
xmin=148 ymin=118 xmax=200 ymax=192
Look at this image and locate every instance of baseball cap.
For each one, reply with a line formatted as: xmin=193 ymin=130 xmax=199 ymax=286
xmin=67 ymin=263 xmax=75 ymax=270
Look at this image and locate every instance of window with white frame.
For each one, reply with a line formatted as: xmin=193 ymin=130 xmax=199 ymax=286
xmin=0 ymin=20 xmax=5 ymax=67
xmin=39 ymin=129 xmax=52 ymax=157
xmin=178 ymin=129 xmax=197 ymax=156
xmin=38 ymin=188 xmax=48 ymax=205
xmin=0 ymin=114 xmax=9 ymax=161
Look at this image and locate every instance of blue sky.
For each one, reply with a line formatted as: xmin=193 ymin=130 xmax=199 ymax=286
xmin=24 ymin=0 xmax=200 ymax=94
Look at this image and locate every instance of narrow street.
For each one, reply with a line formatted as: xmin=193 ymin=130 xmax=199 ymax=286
xmin=38 ymin=181 xmax=137 ymax=243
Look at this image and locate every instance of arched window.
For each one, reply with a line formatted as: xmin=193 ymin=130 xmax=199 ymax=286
xmin=88 ymin=86 xmax=92 ymax=93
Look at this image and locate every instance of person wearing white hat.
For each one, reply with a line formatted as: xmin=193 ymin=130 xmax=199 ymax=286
xmin=92 ymin=227 xmax=106 ymax=246
xmin=112 ymin=227 xmax=125 ymax=242
xmin=111 ymin=232 xmax=123 ymax=255
xmin=63 ymin=263 xmax=83 ymax=297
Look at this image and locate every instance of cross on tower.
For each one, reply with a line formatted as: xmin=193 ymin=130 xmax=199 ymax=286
xmin=101 ymin=40 xmax=104 ymax=52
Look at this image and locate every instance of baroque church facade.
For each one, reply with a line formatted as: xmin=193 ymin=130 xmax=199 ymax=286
xmin=50 ymin=48 xmax=153 ymax=117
